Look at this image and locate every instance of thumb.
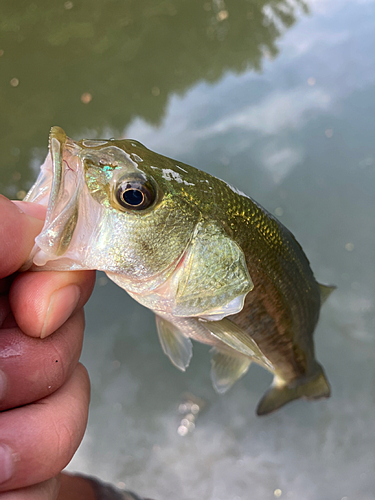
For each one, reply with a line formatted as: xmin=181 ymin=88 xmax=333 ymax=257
xmin=0 ymin=196 xmax=46 ymax=278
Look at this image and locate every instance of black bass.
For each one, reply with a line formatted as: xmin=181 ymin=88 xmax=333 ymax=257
xmin=24 ymin=126 xmax=334 ymax=415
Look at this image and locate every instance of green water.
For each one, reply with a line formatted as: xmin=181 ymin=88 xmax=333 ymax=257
xmin=1 ymin=1 xmax=375 ymax=499
xmin=0 ymin=0 xmax=304 ymax=196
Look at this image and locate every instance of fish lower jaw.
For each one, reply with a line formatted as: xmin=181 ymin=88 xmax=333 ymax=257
xmin=32 ymin=248 xmax=58 ymax=267
xmin=20 ymin=246 xmax=54 ymax=271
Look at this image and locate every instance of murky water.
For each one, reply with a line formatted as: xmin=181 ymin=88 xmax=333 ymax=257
xmin=1 ymin=0 xmax=375 ymax=499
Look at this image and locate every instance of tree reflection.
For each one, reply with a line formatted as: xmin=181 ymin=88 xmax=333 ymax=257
xmin=0 ymin=0 xmax=308 ymax=193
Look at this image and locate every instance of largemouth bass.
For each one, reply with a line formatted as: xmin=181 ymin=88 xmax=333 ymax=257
xmin=24 ymin=126 xmax=334 ymax=415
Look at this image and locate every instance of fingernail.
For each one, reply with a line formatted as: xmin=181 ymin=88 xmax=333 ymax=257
xmin=0 ymin=369 xmax=7 ymax=401
xmin=41 ymin=285 xmax=81 ymax=339
xmin=11 ymin=200 xmax=46 ymax=221
xmin=0 ymin=444 xmax=14 ymax=484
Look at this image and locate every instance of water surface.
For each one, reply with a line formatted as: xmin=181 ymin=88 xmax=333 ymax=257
xmin=1 ymin=1 xmax=375 ymax=499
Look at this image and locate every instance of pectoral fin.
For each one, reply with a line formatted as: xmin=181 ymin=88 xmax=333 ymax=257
xmin=256 ymin=365 xmax=331 ymax=416
xmin=172 ymin=222 xmax=253 ymax=317
xmin=155 ymin=316 xmax=192 ymax=371
xmin=198 ymin=294 xmax=248 ymax=321
xmin=203 ymin=318 xmax=274 ymax=371
xmin=210 ymin=349 xmax=251 ymax=393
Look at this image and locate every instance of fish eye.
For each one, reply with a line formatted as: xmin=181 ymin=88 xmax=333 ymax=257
xmin=116 ymin=178 xmax=155 ymax=211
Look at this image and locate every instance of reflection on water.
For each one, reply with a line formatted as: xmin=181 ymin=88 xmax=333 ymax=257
xmin=176 ymin=393 xmax=205 ymax=437
xmin=0 ymin=0 xmax=307 ymax=196
xmin=2 ymin=0 xmax=375 ymax=499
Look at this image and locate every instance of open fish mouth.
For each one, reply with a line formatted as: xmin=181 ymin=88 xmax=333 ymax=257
xmin=23 ymin=126 xmax=85 ymax=269
xmin=23 ymin=126 xmax=152 ymax=274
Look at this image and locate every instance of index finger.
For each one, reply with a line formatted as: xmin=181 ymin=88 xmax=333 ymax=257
xmin=0 ymin=197 xmax=45 ymax=279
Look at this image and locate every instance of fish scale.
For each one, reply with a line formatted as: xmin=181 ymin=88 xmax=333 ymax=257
xmin=24 ymin=126 xmax=335 ymax=416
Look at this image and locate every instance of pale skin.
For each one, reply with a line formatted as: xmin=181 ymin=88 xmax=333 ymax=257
xmin=0 ymin=196 xmax=97 ymax=500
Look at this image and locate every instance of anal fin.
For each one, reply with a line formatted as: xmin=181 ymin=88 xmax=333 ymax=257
xmin=256 ymin=364 xmax=331 ymax=416
xmin=203 ymin=318 xmax=274 ymax=371
xmin=210 ymin=349 xmax=251 ymax=394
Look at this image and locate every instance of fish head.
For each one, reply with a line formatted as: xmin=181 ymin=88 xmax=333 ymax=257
xmin=25 ymin=127 xmax=200 ymax=291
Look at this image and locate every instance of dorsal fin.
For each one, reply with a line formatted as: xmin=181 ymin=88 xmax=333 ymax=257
xmin=319 ymin=283 xmax=336 ymax=305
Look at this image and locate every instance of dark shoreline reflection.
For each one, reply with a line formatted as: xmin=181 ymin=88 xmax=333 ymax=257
xmin=0 ymin=0 xmax=308 ymax=195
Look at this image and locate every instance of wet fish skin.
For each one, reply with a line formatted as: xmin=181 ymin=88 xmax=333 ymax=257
xmin=25 ymin=127 xmax=334 ymax=415
xmin=112 ymin=140 xmax=332 ymax=412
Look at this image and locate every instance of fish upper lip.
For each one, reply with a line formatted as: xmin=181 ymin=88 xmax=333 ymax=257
xmin=22 ymin=127 xmax=84 ymax=268
xmin=47 ymin=127 xmax=80 ymax=219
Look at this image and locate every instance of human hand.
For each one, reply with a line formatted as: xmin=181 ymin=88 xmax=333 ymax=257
xmin=0 ymin=195 xmax=96 ymax=499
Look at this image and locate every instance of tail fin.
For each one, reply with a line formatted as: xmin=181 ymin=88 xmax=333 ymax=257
xmin=256 ymin=365 xmax=331 ymax=416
